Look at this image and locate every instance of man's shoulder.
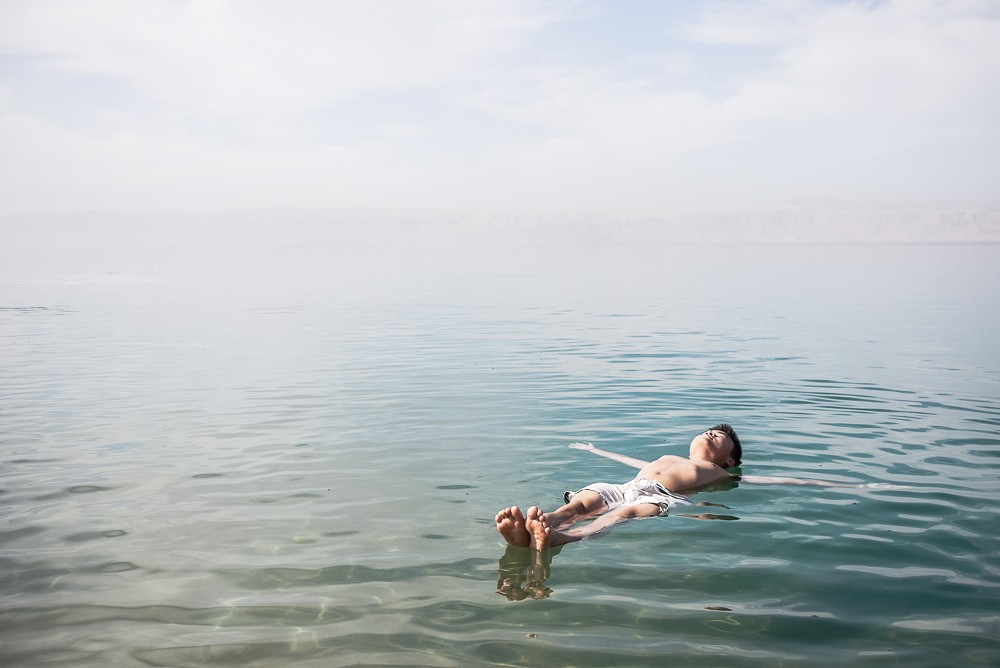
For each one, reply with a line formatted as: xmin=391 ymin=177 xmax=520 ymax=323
xmin=654 ymin=454 xmax=689 ymax=464
xmin=688 ymin=459 xmax=734 ymax=483
xmin=655 ymin=456 xmax=724 ymax=477
xmin=660 ymin=455 xmax=720 ymax=470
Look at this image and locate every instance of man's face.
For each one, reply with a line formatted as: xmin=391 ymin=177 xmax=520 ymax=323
xmin=689 ymin=429 xmax=735 ymax=467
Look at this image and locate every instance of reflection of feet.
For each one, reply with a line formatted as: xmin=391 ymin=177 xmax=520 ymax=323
xmin=495 ymin=544 xmax=555 ymax=601
xmin=525 ymin=506 xmax=553 ymax=550
xmin=495 ymin=506 xmax=530 ymax=547
xmin=522 ymin=548 xmax=554 ymax=600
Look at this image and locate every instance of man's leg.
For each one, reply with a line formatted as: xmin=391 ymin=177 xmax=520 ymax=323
xmin=541 ymin=489 xmax=607 ymax=529
xmin=528 ymin=503 xmax=662 ymax=549
xmin=496 ymin=488 xmax=607 ymax=547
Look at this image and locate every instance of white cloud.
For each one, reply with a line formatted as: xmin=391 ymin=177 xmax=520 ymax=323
xmin=0 ymin=1 xmax=562 ymax=120
xmin=0 ymin=0 xmax=997 ymax=213
xmin=452 ymin=1 xmax=1000 ymax=206
xmin=736 ymin=1 xmax=1000 ymax=122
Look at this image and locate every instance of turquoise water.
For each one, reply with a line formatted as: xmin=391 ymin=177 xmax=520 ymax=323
xmin=2 ymin=240 xmax=999 ymax=667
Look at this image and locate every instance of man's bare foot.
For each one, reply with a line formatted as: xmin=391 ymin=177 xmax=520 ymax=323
xmin=495 ymin=506 xmax=530 ymax=547
xmin=526 ymin=506 xmax=580 ymax=549
xmin=525 ymin=506 xmax=551 ymax=551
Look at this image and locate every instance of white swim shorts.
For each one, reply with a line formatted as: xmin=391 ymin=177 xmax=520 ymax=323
xmin=563 ymin=478 xmax=691 ymax=517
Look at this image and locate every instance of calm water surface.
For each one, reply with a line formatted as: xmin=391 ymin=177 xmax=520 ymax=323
xmin=1 ymin=240 xmax=999 ymax=667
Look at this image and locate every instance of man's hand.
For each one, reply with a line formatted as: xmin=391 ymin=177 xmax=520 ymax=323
xmin=568 ymin=442 xmax=595 ymax=451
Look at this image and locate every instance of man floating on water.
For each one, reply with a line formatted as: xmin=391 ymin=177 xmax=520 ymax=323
xmin=495 ymin=423 xmax=895 ymax=552
xmin=495 ymin=424 xmax=744 ymax=550
xmin=493 ymin=424 xmax=905 ymax=598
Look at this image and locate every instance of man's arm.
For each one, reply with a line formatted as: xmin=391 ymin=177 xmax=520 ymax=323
xmin=568 ymin=442 xmax=650 ymax=470
xmin=739 ymin=475 xmax=909 ymax=489
xmin=739 ymin=475 xmax=844 ymax=487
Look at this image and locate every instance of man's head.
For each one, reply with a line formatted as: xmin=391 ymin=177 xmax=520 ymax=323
xmin=689 ymin=423 xmax=742 ymax=468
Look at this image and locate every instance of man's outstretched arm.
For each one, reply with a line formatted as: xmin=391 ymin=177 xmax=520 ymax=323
xmin=739 ymin=475 xmax=909 ymax=489
xmin=568 ymin=442 xmax=650 ymax=470
xmin=738 ymin=475 xmax=843 ymax=487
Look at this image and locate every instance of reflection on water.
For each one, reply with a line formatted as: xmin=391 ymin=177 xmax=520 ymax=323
xmin=496 ymin=545 xmax=560 ymax=601
xmin=1 ymin=243 xmax=999 ymax=667
xmin=495 ymin=508 xmax=740 ymax=602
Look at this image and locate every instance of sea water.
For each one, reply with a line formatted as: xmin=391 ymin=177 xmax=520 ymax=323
xmin=1 ymin=238 xmax=998 ymax=667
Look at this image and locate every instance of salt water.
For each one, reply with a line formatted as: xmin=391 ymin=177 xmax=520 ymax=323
xmin=1 ymin=239 xmax=998 ymax=667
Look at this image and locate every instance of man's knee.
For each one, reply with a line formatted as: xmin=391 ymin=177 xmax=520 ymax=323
xmin=571 ymin=490 xmax=606 ymax=513
xmin=619 ymin=503 xmax=661 ymax=519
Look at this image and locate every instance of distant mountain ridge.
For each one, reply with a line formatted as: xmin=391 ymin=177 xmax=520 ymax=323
xmin=4 ymin=204 xmax=999 ymax=247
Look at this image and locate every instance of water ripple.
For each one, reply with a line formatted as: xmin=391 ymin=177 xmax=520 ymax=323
xmin=2 ymin=244 xmax=999 ymax=667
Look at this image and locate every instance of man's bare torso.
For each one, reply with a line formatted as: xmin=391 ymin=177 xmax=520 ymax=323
xmin=637 ymin=455 xmax=733 ymax=493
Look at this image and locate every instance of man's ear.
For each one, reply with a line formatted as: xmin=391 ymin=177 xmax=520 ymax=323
xmin=725 ymin=457 xmax=736 ymax=468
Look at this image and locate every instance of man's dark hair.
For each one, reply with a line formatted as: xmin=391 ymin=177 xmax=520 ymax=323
xmin=711 ymin=423 xmax=742 ymax=466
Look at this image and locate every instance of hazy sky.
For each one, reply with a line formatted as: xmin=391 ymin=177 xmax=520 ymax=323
xmin=1 ymin=0 xmax=998 ymax=215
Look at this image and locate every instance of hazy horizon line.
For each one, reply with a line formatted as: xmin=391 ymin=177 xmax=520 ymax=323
xmin=4 ymin=198 xmax=1000 ymax=220
xmin=3 ymin=201 xmax=999 ymax=247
